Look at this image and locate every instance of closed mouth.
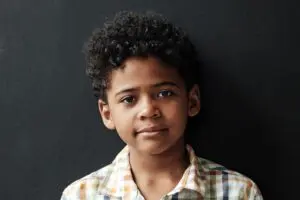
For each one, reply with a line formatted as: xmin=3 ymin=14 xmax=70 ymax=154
xmin=136 ymin=127 xmax=168 ymax=135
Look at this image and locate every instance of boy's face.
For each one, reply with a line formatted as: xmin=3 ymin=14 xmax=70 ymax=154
xmin=98 ymin=56 xmax=200 ymax=155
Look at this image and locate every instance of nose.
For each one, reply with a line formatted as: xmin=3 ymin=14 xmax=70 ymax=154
xmin=137 ymin=96 xmax=161 ymax=120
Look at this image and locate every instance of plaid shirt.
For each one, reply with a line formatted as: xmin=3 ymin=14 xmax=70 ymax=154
xmin=61 ymin=145 xmax=263 ymax=200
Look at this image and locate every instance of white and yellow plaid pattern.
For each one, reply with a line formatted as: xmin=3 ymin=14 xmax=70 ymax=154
xmin=61 ymin=145 xmax=263 ymax=200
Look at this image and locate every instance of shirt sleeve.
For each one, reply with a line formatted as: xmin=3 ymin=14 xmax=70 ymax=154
xmin=60 ymin=189 xmax=76 ymax=200
xmin=60 ymin=178 xmax=102 ymax=200
xmin=60 ymin=193 xmax=68 ymax=200
xmin=60 ymin=183 xmax=81 ymax=200
xmin=246 ymin=181 xmax=264 ymax=200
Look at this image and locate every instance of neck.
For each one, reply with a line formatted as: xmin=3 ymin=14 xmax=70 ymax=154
xmin=128 ymin=140 xmax=189 ymax=183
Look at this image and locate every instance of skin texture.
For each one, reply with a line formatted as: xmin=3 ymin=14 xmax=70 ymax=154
xmin=98 ymin=56 xmax=200 ymax=200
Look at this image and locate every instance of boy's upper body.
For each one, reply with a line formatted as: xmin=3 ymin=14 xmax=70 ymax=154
xmin=61 ymin=144 xmax=262 ymax=200
xmin=61 ymin=11 xmax=263 ymax=200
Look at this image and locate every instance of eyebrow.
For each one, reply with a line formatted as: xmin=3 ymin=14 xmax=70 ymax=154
xmin=115 ymin=81 xmax=180 ymax=97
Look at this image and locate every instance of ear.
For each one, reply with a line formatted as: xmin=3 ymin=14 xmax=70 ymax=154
xmin=98 ymin=99 xmax=115 ymax=130
xmin=187 ymin=84 xmax=201 ymax=117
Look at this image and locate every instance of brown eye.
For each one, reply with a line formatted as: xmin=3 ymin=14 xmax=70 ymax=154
xmin=157 ymin=90 xmax=174 ymax=98
xmin=121 ymin=96 xmax=135 ymax=104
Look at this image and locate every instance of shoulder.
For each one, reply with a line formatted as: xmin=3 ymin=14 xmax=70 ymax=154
xmin=61 ymin=163 xmax=114 ymax=200
xmin=197 ymin=157 xmax=263 ymax=199
xmin=61 ymin=146 xmax=129 ymax=200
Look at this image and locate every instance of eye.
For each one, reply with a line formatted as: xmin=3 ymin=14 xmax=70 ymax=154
xmin=157 ymin=90 xmax=174 ymax=98
xmin=120 ymin=96 xmax=135 ymax=104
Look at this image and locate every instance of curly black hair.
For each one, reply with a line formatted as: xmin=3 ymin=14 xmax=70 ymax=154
xmin=83 ymin=11 xmax=200 ymax=102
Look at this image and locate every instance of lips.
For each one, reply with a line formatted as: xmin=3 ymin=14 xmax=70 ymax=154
xmin=136 ymin=126 xmax=168 ymax=135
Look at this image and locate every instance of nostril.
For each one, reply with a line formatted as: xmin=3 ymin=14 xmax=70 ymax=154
xmin=152 ymin=109 xmax=161 ymax=118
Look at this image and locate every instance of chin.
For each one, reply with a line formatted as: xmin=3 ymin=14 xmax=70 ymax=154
xmin=136 ymin=142 xmax=173 ymax=155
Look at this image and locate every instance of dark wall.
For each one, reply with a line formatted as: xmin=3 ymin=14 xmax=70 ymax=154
xmin=1 ymin=0 xmax=299 ymax=199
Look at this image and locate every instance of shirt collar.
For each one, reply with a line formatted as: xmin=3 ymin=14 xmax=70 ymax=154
xmin=97 ymin=145 xmax=206 ymax=198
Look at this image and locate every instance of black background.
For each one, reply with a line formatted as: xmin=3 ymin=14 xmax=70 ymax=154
xmin=1 ymin=0 xmax=299 ymax=199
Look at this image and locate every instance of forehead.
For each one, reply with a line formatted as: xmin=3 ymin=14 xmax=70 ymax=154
xmin=108 ymin=56 xmax=185 ymax=91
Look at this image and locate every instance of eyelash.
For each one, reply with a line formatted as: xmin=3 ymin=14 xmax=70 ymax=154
xmin=157 ymin=90 xmax=175 ymax=98
xmin=120 ymin=96 xmax=135 ymax=104
xmin=120 ymin=90 xmax=175 ymax=104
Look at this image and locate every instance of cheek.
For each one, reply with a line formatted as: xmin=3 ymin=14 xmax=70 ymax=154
xmin=111 ymin=107 xmax=134 ymax=131
xmin=163 ymin=100 xmax=188 ymax=124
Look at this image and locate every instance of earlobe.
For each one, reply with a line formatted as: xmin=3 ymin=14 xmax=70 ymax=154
xmin=98 ymin=99 xmax=115 ymax=130
xmin=188 ymin=85 xmax=201 ymax=117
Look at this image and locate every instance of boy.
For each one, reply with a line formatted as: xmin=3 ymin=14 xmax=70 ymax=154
xmin=61 ymin=11 xmax=263 ymax=200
